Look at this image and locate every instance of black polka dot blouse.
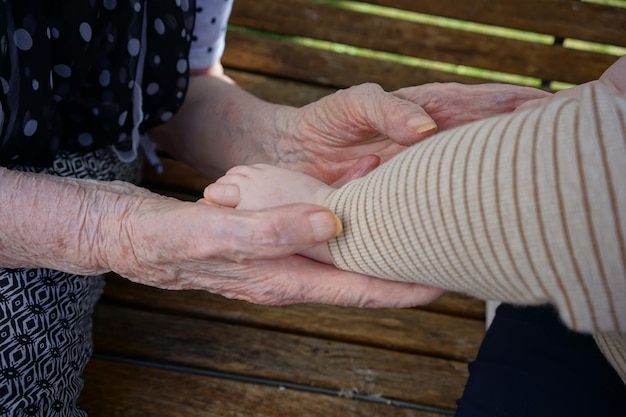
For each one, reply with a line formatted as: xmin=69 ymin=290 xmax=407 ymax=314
xmin=0 ymin=0 xmax=234 ymax=167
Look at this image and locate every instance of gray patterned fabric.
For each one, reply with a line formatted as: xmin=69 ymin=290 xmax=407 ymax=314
xmin=1 ymin=149 xmax=142 ymax=416
xmin=0 ymin=269 xmax=103 ymax=417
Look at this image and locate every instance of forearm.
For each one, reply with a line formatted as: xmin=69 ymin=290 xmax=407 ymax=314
xmin=150 ymin=71 xmax=298 ymax=179
xmin=328 ymin=83 xmax=626 ymax=333
xmin=149 ymin=69 xmax=448 ymax=185
xmin=0 ymin=167 xmax=141 ymax=275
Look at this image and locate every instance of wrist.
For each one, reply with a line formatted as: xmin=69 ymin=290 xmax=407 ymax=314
xmin=265 ymin=104 xmax=304 ymax=167
xmin=0 ymin=168 xmax=145 ymax=276
xmin=269 ymin=102 xmax=340 ymax=180
xmin=152 ymin=73 xmax=300 ymax=176
xmin=79 ymin=180 xmax=144 ymax=275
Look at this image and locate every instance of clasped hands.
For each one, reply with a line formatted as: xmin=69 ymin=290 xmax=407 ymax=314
xmin=109 ymin=82 xmax=548 ymax=308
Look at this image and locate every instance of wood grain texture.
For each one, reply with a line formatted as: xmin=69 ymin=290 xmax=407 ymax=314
xmin=222 ymin=31 xmax=491 ymax=92
xmin=230 ymin=69 xmax=335 ymax=107
xmin=81 ymin=359 xmax=446 ymax=417
xmin=92 ymin=302 xmax=470 ymax=409
xmin=100 ymin=275 xmax=485 ymax=362
xmin=361 ymin=0 xmax=626 ymax=47
xmin=228 ymin=0 xmax=618 ymax=85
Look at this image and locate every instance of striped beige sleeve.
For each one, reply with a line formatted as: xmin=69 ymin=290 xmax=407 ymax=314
xmin=327 ymin=83 xmax=626 ymax=335
xmin=594 ymin=333 xmax=626 ymax=383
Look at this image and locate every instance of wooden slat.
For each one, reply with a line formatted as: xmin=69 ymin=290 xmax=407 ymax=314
xmin=101 ymin=276 xmax=485 ymax=362
xmin=229 ymin=0 xmax=616 ymax=85
xmin=143 ymin=156 xmax=212 ymax=195
xmin=362 ymin=0 xmax=626 ymax=47
xmin=92 ymin=303 xmax=469 ymax=410
xmin=424 ymin=292 xmax=484 ymax=320
xmin=230 ymin=69 xmax=335 ymax=107
xmin=81 ymin=359 xmax=446 ymax=417
xmin=223 ymin=30 xmax=491 ymax=92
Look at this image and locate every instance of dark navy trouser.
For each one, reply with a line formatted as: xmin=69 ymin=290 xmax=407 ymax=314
xmin=456 ymin=303 xmax=626 ymax=417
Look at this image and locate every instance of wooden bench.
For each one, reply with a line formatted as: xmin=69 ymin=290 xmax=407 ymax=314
xmin=80 ymin=1 xmax=626 ymax=415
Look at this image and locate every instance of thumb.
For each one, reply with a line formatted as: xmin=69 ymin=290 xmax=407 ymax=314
xmin=361 ymin=85 xmax=437 ymax=145
xmin=233 ymin=204 xmax=342 ymax=260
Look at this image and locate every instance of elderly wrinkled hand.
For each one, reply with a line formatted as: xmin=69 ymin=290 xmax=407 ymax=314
xmin=275 ymin=82 xmax=549 ymax=184
xmin=0 ymin=167 xmax=443 ymax=308
xmin=106 ymin=194 xmax=445 ymax=307
xmin=391 ymin=82 xmax=551 ymax=131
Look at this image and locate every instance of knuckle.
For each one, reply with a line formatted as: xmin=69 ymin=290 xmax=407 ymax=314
xmin=355 ymin=82 xmax=383 ymax=92
xmin=250 ymin=217 xmax=291 ymax=251
xmin=340 ymin=82 xmax=382 ymax=98
xmin=221 ymin=214 xmax=294 ymax=262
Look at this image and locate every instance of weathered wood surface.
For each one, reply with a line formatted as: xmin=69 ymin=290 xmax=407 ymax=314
xmin=86 ymin=275 xmax=483 ymax=414
xmin=227 ymin=0 xmax=623 ymax=86
xmin=81 ymin=359 xmax=445 ymax=417
xmin=362 ymin=0 xmax=626 ymax=47
xmin=91 ymin=301 xmax=472 ymax=409
xmin=222 ymin=31 xmax=491 ymax=91
xmin=100 ymin=275 xmax=485 ymax=361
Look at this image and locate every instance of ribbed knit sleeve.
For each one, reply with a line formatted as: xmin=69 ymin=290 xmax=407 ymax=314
xmin=327 ymin=83 xmax=626 ymax=380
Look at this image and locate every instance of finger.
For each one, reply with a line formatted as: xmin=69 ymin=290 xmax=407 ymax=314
xmin=393 ymin=83 xmax=550 ymax=130
xmin=223 ymin=254 xmax=445 ymax=308
xmin=331 ymin=154 xmax=380 ymax=188
xmin=351 ymin=84 xmax=437 ymax=146
xmin=298 ymin=269 xmax=447 ymax=308
xmin=214 ymin=204 xmax=342 ymax=262
xmin=203 ymin=183 xmax=242 ymax=207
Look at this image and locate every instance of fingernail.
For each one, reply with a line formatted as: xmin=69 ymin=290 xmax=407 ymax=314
xmin=407 ymin=117 xmax=437 ymax=134
xmin=309 ymin=212 xmax=342 ymax=242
